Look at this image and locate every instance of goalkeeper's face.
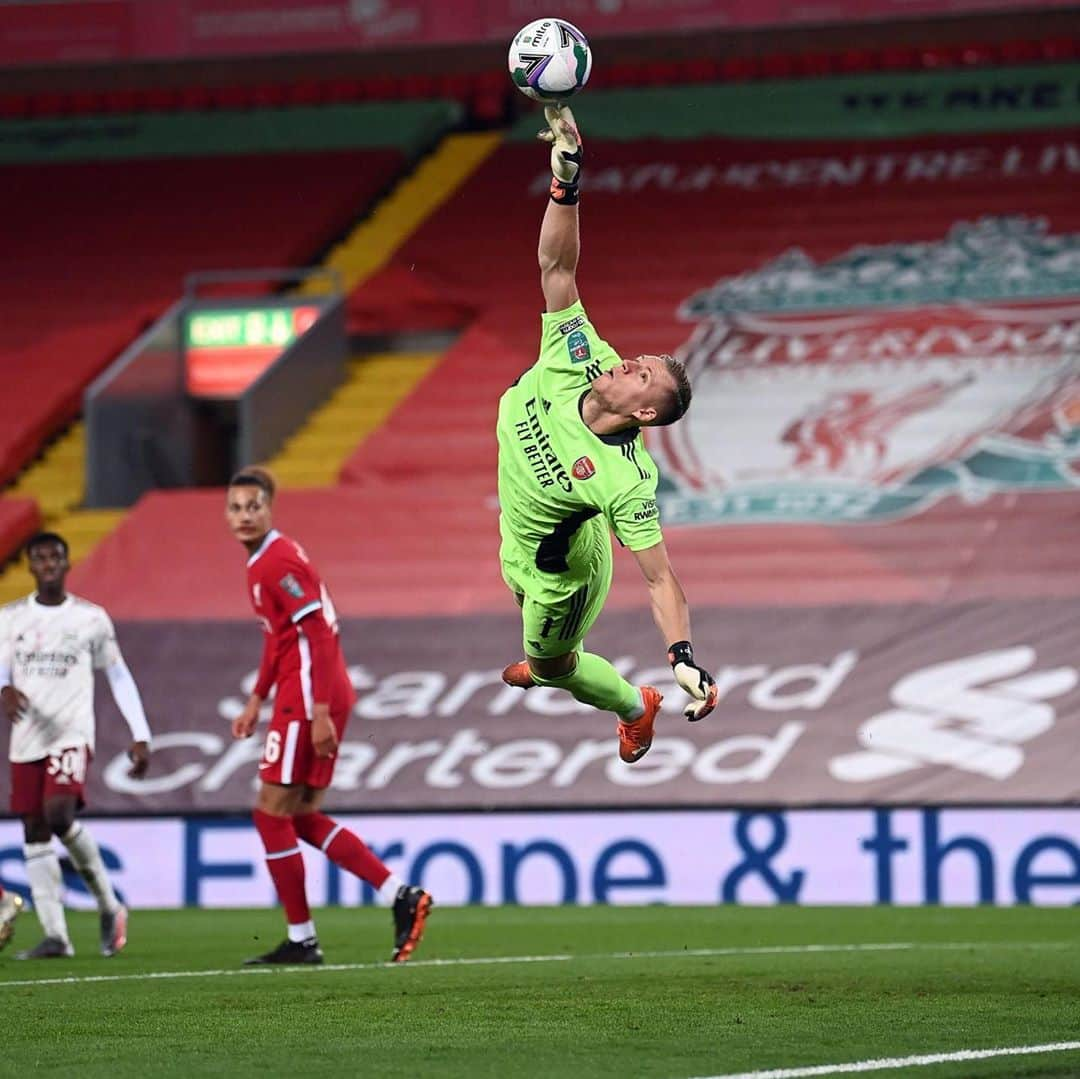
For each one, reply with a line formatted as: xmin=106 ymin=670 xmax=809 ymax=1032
xmin=593 ymin=355 xmax=676 ymax=426
xmin=225 ymin=483 xmax=273 ymax=547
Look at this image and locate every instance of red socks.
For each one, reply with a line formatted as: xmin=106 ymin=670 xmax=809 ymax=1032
xmin=254 ymin=808 xmax=392 ymax=925
xmin=294 ymin=812 xmax=391 ymax=889
xmin=252 ymin=809 xmax=310 ymax=925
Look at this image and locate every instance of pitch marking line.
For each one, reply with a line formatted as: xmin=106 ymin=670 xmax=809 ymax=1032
xmin=0 ymin=939 xmax=1069 ymax=991
xmin=691 ymin=1041 xmax=1080 ymax=1079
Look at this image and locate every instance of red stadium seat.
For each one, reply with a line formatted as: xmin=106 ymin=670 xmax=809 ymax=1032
xmin=837 ymin=49 xmax=875 ymax=74
xmin=250 ymin=83 xmax=287 ymax=108
xmin=324 ymin=78 xmax=364 ymax=104
xmin=28 ymin=92 xmax=68 ymax=118
xmin=795 ymin=52 xmax=835 ymax=77
xmin=142 ymin=87 xmax=181 ymax=112
xmin=918 ymin=44 xmax=961 ymax=69
xmin=609 ymin=62 xmax=648 ymax=88
xmin=641 ymin=61 xmax=681 ymax=86
xmin=719 ymin=56 xmax=759 ymax=82
xmin=469 ymin=71 xmax=507 ymax=123
xmin=435 ymin=73 xmax=471 ymax=102
xmin=760 ymin=53 xmax=796 ymax=79
xmin=0 ymin=94 xmax=31 ymax=119
xmin=472 ymin=90 xmax=506 ymax=123
xmin=361 ymin=76 xmax=399 ymax=101
xmin=177 ymin=85 xmax=212 ymax=111
xmin=997 ymin=39 xmax=1042 ymax=65
xmin=101 ymin=88 xmax=139 ymax=113
xmin=957 ymin=42 xmax=996 ymax=66
xmin=680 ymin=58 xmax=720 ymax=83
xmin=877 ymin=46 xmax=919 ymax=71
xmin=69 ymin=91 xmax=102 ymax=115
xmin=1039 ymin=36 xmax=1078 ymax=61
xmin=286 ymin=80 xmax=323 ymax=106
xmin=399 ymin=75 xmax=438 ymax=99
xmin=210 ymin=84 xmax=252 ymax=109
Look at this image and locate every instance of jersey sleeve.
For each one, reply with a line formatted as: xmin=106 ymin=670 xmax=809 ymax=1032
xmin=607 ymin=480 xmax=663 ymax=552
xmin=91 ymin=609 xmax=124 ymax=670
xmin=538 ymin=301 xmax=622 ymax=385
xmin=263 ymin=552 xmax=324 ymax=624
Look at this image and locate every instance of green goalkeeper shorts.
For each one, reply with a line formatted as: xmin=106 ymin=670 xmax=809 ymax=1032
xmin=501 ymin=520 xmax=613 ymax=660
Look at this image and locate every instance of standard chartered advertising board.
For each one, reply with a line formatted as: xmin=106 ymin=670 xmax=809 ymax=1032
xmin=8 ymin=602 xmax=1075 ymax=814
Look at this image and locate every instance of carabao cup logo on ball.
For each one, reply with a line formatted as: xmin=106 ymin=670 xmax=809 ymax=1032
xmin=508 ymin=18 xmax=592 ymax=102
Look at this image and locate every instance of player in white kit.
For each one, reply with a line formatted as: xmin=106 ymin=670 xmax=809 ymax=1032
xmin=0 ymin=532 xmax=153 ymax=959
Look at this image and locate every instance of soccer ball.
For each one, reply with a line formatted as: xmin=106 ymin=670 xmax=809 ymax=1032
xmin=508 ymin=18 xmax=592 ymax=103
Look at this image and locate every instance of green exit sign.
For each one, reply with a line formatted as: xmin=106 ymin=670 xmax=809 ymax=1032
xmin=184 ymin=303 xmax=322 ymax=397
xmin=185 ymin=305 xmax=319 ymax=349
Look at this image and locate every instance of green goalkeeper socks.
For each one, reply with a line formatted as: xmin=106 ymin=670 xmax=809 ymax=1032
xmin=530 ymin=651 xmax=642 ymax=719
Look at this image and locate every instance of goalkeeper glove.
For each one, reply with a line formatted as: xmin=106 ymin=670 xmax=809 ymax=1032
xmin=537 ymin=104 xmax=582 ymax=204
xmin=668 ymin=641 xmax=719 ymax=722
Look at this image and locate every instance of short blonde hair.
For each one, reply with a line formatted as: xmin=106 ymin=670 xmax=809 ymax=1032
xmin=655 ymin=354 xmax=692 ymax=426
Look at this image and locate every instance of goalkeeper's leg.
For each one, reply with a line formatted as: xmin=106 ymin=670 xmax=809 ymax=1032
xmin=502 ymin=543 xmax=662 ymax=761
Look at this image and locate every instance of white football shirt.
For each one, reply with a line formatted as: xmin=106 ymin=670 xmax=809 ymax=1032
xmin=0 ymin=594 xmax=123 ymax=762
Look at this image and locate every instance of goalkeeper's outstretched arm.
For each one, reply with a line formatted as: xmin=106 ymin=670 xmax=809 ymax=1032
xmin=632 ymin=540 xmax=720 ymax=723
xmin=537 ymin=104 xmax=583 ymax=313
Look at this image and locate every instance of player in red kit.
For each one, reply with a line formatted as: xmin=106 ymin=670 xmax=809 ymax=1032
xmin=226 ymin=467 xmax=431 ymax=965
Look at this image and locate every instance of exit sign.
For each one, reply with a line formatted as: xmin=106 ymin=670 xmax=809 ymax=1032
xmin=185 ymin=304 xmax=320 ymax=396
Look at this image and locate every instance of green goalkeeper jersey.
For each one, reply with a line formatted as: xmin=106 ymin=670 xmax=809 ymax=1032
xmin=497 ymin=300 xmax=663 ymax=587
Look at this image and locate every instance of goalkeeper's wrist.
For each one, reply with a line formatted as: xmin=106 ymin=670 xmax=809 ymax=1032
xmin=667 ymin=641 xmax=694 ymax=667
xmin=549 ymin=177 xmax=579 ymax=205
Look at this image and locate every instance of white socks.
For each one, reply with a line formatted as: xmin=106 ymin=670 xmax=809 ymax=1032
xmin=62 ymin=824 xmax=120 ymax=914
xmin=378 ymin=873 xmax=405 ymax=905
xmin=287 ymin=920 xmax=317 ymax=943
xmin=24 ymin=842 xmax=69 ymax=943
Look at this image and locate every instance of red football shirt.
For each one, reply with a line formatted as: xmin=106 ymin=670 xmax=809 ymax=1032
xmin=245 ymin=529 xmax=348 ymax=709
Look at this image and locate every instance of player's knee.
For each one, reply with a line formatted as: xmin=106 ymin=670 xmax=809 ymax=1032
xmin=42 ymin=802 xmax=75 ymax=838
xmin=22 ymin=816 xmax=51 ymax=844
xmin=255 ymin=781 xmax=300 ymax=816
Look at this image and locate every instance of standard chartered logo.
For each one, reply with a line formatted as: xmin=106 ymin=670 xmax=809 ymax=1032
xmin=105 ymin=654 xmax=857 ymax=797
xmin=830 ymin=647 xmax=1077 ymax=782
xmin=101 ymin=646 xmax=1075 ymax=800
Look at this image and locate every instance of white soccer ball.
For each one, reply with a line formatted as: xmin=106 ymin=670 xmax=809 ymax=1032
xmin=508 ymin=18 xmax=592 ymax=102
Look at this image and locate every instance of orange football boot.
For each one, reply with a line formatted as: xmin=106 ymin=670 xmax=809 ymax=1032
xmin=617 ymin=686 xmax=663 ymax=763
xmin=501 ymin=660 xmax=535 ymax=689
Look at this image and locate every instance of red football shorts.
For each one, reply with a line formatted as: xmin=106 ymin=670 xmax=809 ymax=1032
xmin=10 ymin=744 xmax=92 ymax=815
xmin=257 ymin=683 xmax=354 ymax=789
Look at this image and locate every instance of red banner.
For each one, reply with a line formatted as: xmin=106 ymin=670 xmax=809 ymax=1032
xmin=0 ymin=0 xmax=1074 ymax=68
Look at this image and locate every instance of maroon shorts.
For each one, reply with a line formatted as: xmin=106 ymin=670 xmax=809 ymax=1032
xmin=258 ymin=682 xmax=354 ymax=789
xmin=10 ymin=744 xmax=91 ymax=816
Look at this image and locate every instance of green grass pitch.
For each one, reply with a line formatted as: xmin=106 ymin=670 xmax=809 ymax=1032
xmin=2 ymin=905 xmax=1077 ymax=1078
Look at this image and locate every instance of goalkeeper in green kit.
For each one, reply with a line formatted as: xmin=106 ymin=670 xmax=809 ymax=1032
xmin=498 ymin=104 xmax=719 ymax=763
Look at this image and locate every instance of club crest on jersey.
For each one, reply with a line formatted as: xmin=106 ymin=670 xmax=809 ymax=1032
xmin=567 ymin=330 xmax=591 ymax=364
xmin=279 ymin=573 xmax=304 ymax=598
xmin=572 ymin=456 xmax=596 ymax=480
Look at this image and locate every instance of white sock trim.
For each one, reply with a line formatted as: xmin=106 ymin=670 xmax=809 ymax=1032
xmin=378 ymin=873 xmax=405 ymax=906
xmin=265 ymin=846 xmax=302 ymax=861
xmin=287 ymin=920 xmax=316 ymax=943
xmin=320 ymin=824 xmax=343 ymax=853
